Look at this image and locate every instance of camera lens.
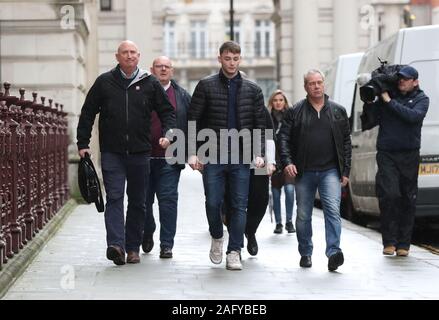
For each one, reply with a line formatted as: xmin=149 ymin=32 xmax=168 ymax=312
xmin=360 ymin=85 xmax=377 ymax=102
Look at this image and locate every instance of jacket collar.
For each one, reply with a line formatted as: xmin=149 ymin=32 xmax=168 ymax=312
xmin=219 ymin=69 xmax=242 ymax=86
xmin=170 ymin=79 xmax=182 ymax=91
xmin=112 ymin=64 xmax=151 ymax=88
xmin=306 ymin=94 xmax=330 ymax=110
xmin=404 ymin=88 xmax=422 ymax=99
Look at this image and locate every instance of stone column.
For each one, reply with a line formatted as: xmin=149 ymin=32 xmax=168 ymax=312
xmin=176 ymin=13 xmax=190 ymax=60
xmin=292 ymin=0 xmax=319 ymax=101
xmin=208 ymin=3 xmax=225 ymax=59
xmin=333 ymin=0 xmax=358 ymax=57
xmin=272 ymin=0 xmax=293 ymax=100
xmin=380 ymin=5 xmax=403 ymax=40
xmin=126 ymin=0 xmax=154 ymax=68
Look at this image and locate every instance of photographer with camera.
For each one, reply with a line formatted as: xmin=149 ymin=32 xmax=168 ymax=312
xmin=360 ymin=65 xmax=429 ymax=257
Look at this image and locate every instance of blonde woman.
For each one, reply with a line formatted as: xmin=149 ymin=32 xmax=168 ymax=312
xmin=268 ymin=90 xmax=296 ymax=234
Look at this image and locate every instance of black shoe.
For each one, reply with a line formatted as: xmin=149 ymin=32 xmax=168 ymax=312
xmin=274 ymin=223 xmax=283 ymax=234
xmin=328 ymin=251 xmax=344 ymax=271
xmin=246 ymin=233 xmax=258 ymax=256
xmin=160 ymin=247 xmax=173 ymax=259
xmin=142 ymin=234 xmax=154 ymax=253
xmin=285 ymin=222 xmax=296 ymax=233
xmin=299 ymin=256 xmax=312 ymax=268
xmin=106 ymin=245 xmax=126 ymax=266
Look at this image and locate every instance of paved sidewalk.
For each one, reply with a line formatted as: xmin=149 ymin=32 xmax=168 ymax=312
xmin=2 ymin=168 xmax=439 ymax=300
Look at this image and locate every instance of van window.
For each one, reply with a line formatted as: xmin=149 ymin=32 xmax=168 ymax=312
xmin=411 ymin=60 xmax=439 ymax=123
xmin=360 ymin=34 xmax=397 ymax=73
xmin=352 ymin=35 xmax=398 ymax=133
xmin=324 ymin=61 xmax=338 ymax=100
xmin=352 ymin=88 xmax=363 ymax=133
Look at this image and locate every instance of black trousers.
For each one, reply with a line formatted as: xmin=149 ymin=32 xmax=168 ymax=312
xmin=223 ymin=169 xmax=269 ymax=235
xmin=376 ymin=150 xmax=420 ymax=250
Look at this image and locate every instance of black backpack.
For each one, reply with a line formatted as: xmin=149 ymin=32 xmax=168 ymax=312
xmin=78 ymin=153 xmax=104 ymax=212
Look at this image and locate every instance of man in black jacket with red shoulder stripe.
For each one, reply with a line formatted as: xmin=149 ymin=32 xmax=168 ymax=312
xmin=77 ymin=40 xmax=176 ymax=266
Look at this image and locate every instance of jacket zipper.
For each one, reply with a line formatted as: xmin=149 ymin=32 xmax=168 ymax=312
xmin=125 ymin=89 xmax=129 ymax=154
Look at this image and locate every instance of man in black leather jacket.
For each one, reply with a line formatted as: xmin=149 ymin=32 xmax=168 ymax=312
xmin=278 ymin=69 xmax=351 ymax=271
xmin=361 ymin=65 xmax=429 ymax=257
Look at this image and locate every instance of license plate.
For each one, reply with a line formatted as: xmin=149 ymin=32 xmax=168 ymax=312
xmin=419 ymin=163 xmax=439 ymax=175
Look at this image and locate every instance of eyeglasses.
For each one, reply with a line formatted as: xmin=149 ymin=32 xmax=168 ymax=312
xmin=154 ymin=64 xmax=172 ymax=70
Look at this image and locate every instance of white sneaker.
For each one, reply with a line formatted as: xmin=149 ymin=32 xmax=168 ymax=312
xmin=226 ymin=251 xmax=242 ymax=271
xmin=209 ymin=237 xmax=224 ymax=264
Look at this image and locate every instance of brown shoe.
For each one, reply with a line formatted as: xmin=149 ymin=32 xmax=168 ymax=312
xmin=396 ymin=249 xmax=409 ymax=257
xmin=127 ymin=251 xmax=140 ymax=264
xmin=106 ymin=245 xmax=126 ymax=265
xmin=383 ymin=246 xmax=396 ymax=255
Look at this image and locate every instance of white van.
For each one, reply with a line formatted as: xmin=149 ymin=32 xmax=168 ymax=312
xmin=324 ymin=52 xmax=364 ymax=117
xmin=347 ymin=25 xmax=439 ymax=219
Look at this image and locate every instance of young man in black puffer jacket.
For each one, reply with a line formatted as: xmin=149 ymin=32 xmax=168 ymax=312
xmin=188 ymin=41 xmax=266 ymax=271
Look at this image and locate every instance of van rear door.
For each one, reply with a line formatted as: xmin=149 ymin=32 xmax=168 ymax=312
xmin=400 ymin=26 xmax=439 ymax=217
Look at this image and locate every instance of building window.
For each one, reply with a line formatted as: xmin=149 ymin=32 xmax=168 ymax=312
xmin=100 ymin=0 xmax=112 ymax=11
xmin=164 ymin=21 xmax=177 ymax=58
xmin=226 ymin=21 xmax=241 ymax=44
xmin=256 ymin=79 xmax=277 ymax=105
xmin=254 ymin=20 xmax=273 ymax=58
xmin=190 ymin=21 xmax=208 ymax=58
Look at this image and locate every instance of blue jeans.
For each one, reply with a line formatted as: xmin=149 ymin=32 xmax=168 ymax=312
xmin=202 ymin=164 xmax=250 ymax=253
xmin=143 ymin=159 xmax=182 ymax=249
xmin=272 ymin=184 xmax=295 ymax=224
xmin=101 ymin=152 xmax=150 ymax=253
xmin=295 ymin=168 xmax=342 ymax=257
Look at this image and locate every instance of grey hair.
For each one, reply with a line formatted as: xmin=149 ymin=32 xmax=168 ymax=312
xmin=303 ymin=69 xmax=325 ymax=85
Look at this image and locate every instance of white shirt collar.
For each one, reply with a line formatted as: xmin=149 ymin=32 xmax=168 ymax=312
xmin=162 ymin=81 xmax=172 ymax=91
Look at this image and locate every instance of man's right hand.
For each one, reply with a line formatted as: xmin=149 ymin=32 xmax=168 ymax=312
xmin=284 ymin=164 xmax=298 ymax=178
xmin=188 ymin=155 xmax=204 ymax=172
xmin=266 ymin=164 xmax=276 ymax=177
xmin=79 ymin=149 xmax=91 ymax=158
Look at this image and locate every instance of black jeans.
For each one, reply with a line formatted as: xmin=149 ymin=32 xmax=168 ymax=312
xmin=223 ymin=169 xmax=269 ymax=236
xmin=376 ymin=150 xmax=420 ymax=250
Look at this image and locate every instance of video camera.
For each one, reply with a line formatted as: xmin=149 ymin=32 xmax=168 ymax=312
xmin=359 ymin=58 xmax=404 ymax=103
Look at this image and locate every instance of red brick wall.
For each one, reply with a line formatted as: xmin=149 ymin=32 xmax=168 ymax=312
xmin=411 ymin=0 xmax=439 ymax=7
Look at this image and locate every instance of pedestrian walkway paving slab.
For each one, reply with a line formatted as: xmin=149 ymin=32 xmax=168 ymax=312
xmin=2 ymin=169 xmax=439 ymax=300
